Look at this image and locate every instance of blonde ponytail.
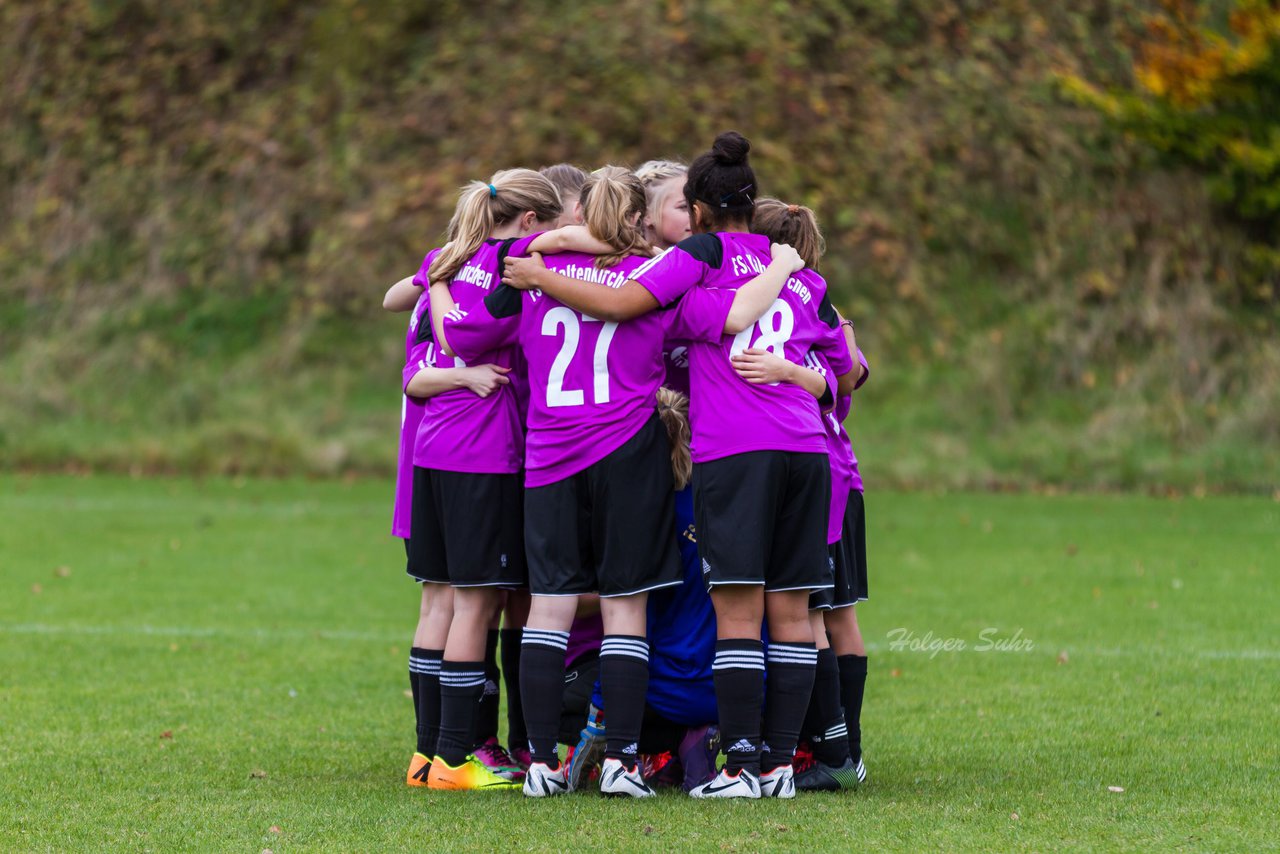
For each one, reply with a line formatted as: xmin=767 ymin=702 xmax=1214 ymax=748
xmin=580 ymin=166 xmax=653 ymax=269
xmin=656 ymin=387 xmax=692 ymax=490
xmin=428 ymin=168 xmax=562 ymax=283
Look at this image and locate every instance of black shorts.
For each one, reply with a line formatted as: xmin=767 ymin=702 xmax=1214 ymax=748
xmin=808 ymin=550 xmax=839 ymax=611
xmin=810 ymin=490 xmax=870 ymax=609
xmin=693 ymin=450 xmax=831 ymax=592
xmin=406 ymin=466 xmax=526 ymax=587
xmin=834 ymin=489 xmax=869 ymax=605
xmin=525 ymin=415 xmax=681 ymax=598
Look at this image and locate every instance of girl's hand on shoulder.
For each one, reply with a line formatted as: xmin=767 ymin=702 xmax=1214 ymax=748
xmin=461 ymin=364 xmax=512 ymax=398
xmin=770 ymin=242 xmax=804 ymax=274
xmin=730 ymin=348 xmax=796 ymax=384
xmin=503 ymin=252 xmax=547 ymax=290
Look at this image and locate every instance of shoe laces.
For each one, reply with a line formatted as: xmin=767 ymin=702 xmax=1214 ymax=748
xmin=475 ymin=740 xmax=518 ymax=769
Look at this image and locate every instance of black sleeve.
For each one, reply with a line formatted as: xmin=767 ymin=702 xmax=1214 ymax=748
xmin=818 ymin=383 xmax=835 ymax=411
xmin=484 ymin=284 xmax=523 ymax=318
xmin=675 ymin=233 xmax=724 ymax=269
xmin=414 ymin=308 xmax=434 ymax=344
xmin=485 ymin=237 xmax=528 ymax=318
xmin=817 ymin=292 xmax=840 ymax=328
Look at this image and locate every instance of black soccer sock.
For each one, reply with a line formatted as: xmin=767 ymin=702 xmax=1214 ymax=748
xmin=409 ymin=647 xmax=430 ymax=755
xmin=417 ymin=649 xmax=443 ymax=758
xmin=809 ymin=647 xmax=851 ymax=766
xmin=500 ymin=627 xmax=527 ymax=750
xmin=476 ymin=629 xmax=501 ymax=744
xmin=712 ymin=639 xmax=765 ymax=775
xmin=436 ymin=660 xmax=486 ymax=767
xmin=520 ymin=628 xmax=569 ymax=767
xmin=762 ymin=643 xmax=818 ymax=772
xmin=600 ymin=635 xmax=650 ymax=764
xmin=838 ymin=654 xmax=869 ymax=761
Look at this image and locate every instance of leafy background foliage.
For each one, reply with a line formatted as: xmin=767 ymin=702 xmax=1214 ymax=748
xmin=2 ymin=0 xmax=1276 ymax=489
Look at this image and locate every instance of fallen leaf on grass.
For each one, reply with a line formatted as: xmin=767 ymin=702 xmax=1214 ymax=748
xmin=1011 ymin=812 xmax=1019 ymax=820
xmin=250 ymin=769 xmax=268 ymax=779
xmin=269 ymin=826 xmax=281 ymax=834
xmin=261 ymin=849 xmax=273 ymax=854
xmin=159 ymin=731 xmax=173 ymax=740
xmin=1065 ymin=544 xmax=1078 ymax=557
xmin=1108 ymin=786 xmax=1124 ymax=793
xmin=403 ymin=689 xmax=413 ymax=699
xmin=54 ymin=566 xmax=71 ymax=577
xmin=31 ymin=584 xmax=42 ymax=594
xmin=890 ymin=668 xmax=902 ymax=678
xmin=1057 ymin=650 xmax=1069 ymax=665
xmin=643 ymin=826 xmax=654 ymax=835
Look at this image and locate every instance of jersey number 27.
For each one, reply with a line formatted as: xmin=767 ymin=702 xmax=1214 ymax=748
xmin=542 ymin=306 xmax=618 ymax=407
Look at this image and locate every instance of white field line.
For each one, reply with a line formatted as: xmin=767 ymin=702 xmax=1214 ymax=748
xmin=1 ymin=622 xmax=1278 ymax=660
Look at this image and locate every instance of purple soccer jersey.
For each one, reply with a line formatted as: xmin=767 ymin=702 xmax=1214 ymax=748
xmin=565 ymin=611 xmax=604 ymax=668
xmin=811 ymin=347 xmax=869 ymax=543
xmin=406 ymin=240 xmax=524 ymax=474
xmin=445 ymin=250 xmax=667 ymax=487
xmin=633 ymin=232 xmax=854 ymax=463
xmin=392 ymin=288 xmax=431 ymax=538
xmin=843 ymin=348 xmax=870 ymax=494
xmin=660 ymin=309 xmax=692 ymax=397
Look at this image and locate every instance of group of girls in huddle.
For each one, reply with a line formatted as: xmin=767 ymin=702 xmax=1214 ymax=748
xmin=385 ymin=132 xmax=871 ymax=799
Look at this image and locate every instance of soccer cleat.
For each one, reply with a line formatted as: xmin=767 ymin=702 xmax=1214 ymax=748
xmin=567 ymin=704 xmax=607 ymax=792
xmin=473 ymin=737 xmax=525 ymax=782
xmin=523 ymin=760 xmax=571 ymax=797
xmin=689 ymin=767 xmax=761 ymax=799
xmin=425 ymin=754 xmax=520 ymax=791
xmin=792 ymin=741 xmax=816 ymax=775
xmin=854 ymin=754 xmax=867 ymax=783
xmin=406 ymin=752 xmax=431 ymax=787
xmin=759 ymin=764 xmax=796 ymax=799
xmin=678 ymin=725 xmax=720 ymax=793
xmin=510 ymin=746 xmax=532 ymax=771
xmin=599 ymin=758 xmax=655 ymax=798
xmin=794 ymin=757 xmax=861 ymax=792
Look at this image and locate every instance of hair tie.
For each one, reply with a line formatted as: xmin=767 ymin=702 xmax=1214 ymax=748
xmin=488 ymin=184 xmax=497 ymax=198
xmin=786 ymin=204 xmax=800 ymax=215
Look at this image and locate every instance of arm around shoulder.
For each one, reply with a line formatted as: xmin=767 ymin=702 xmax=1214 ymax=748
xmin=722 ymin=243 xmax=805 ymax=334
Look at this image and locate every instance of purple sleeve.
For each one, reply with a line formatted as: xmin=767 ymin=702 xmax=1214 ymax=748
xmin=506 ymin=232 xmax=543 ymax=258
xmin=805 ymin=349 xmax=837 ymax=412
xmin=410 ymin=249 xmax=438 ymax=289
xmin=812 ymin=317 xmax=854 ymax=378
xmin=631 ymin=246 xmax=706 ymax=307
xmin=853 ymin=347 xmax=870 ymax=391
xmin=443 ymin=300 xmax=518 ymax=363
xmin=402 ymin=338 xmax=432 ymax=394
xmin=665 ymin=286 xmax=733 ymax=343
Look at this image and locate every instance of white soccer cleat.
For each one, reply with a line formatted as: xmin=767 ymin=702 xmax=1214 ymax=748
xmin=759 ymin=764 xmax=796 ymax=798
xmin=598 ymin=758 xmax=655 ymax=798
xmin=522 ymin=761 xmax=571 ymax=798
xmin=688 ymin=767 xmax=761 ymax=799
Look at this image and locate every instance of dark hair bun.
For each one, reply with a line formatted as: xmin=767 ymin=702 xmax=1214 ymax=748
xmin=711 ymin=131 xmax=751 ymax=166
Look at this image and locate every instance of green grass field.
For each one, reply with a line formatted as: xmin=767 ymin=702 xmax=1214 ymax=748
xmin=2 ymin=475 xmax=1276 ymax=852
